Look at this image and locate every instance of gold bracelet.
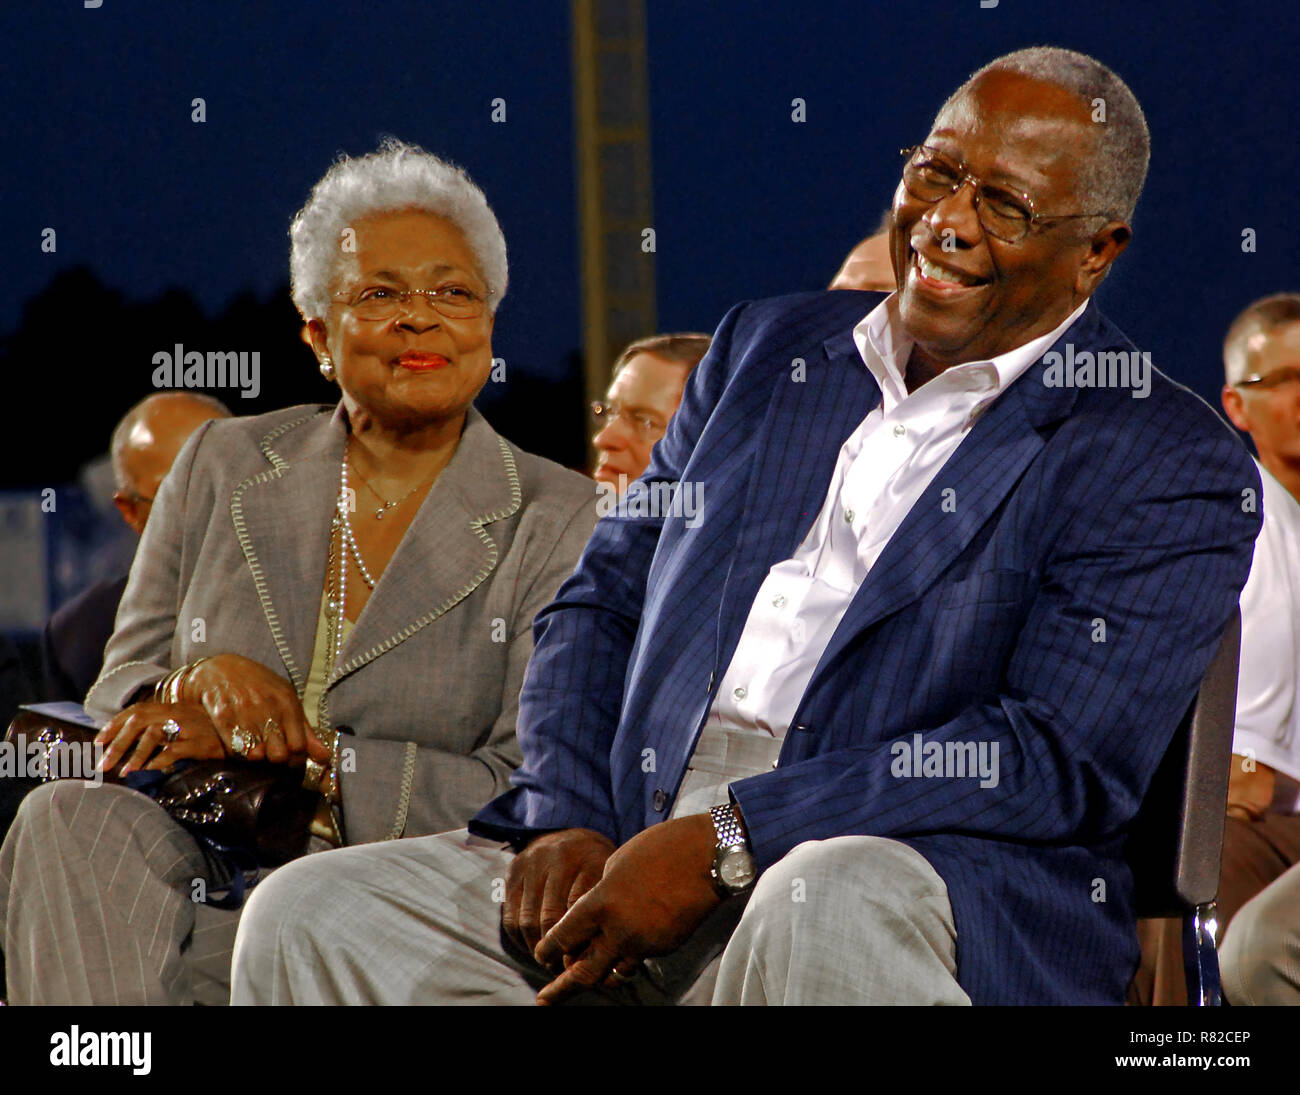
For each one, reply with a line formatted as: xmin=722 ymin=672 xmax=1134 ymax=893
xmin=172 ymin=656 xmax=212 ymax=704
xmin=152 ymin=657 xmax=213 ymax=706
xmin=152 ymin=667 xmax=186 ymax=704
xmin=168 ymin=666 xmax=187 ymax=704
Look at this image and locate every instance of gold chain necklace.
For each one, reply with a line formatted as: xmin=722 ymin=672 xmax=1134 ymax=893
xmin=346 ymin=439 xmax=433 ymax=520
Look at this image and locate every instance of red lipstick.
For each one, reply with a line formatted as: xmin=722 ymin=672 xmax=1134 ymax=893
xmin=396 ymin=352 xmax=450 ymax=371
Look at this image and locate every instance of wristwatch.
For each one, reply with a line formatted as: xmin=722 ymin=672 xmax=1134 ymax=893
xmin=709 ymin=802 xmax=757 ymax=897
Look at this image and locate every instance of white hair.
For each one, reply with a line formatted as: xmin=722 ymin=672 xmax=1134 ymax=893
xmin=290 ymin=138 xmax=508 ymax=320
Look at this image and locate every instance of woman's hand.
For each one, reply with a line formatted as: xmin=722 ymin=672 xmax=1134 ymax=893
xmin=181 ymin=654 xmax=330 ymax=765
xmin=94 ymin=700 xmax=228 ymax=776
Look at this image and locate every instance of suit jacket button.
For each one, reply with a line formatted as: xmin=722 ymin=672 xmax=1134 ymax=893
xmin=652 ymin=789 xmax=668 ymax=812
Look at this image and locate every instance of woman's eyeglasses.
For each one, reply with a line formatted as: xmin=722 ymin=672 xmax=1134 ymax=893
xmin=331 ymin=284 xmax=488 ymax=321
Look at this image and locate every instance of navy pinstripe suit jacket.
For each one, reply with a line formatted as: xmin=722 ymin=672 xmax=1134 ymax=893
xmin=472 ymin=291 xmax=1262 ymax=1004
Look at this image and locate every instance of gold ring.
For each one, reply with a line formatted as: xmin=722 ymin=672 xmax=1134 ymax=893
xmin=263 ymin=719 xmax=285 ymax=740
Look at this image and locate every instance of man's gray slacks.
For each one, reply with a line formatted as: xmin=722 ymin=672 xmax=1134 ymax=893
xmin=230 ymin=738 xmax=971 ymax=1005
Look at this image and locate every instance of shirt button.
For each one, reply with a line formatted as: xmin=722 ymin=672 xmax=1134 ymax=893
xmin=652 ymin=789 xmax=668 ymax=812
xmin=893 ymin=423 xmax=906 ymax=437
xmin=733 ymin=686 xmax=747 ymax=700
xmin=772 ymin=594 xmax=786 ymax=608
xmin=844 ymin=509 xmax=855 ymax=524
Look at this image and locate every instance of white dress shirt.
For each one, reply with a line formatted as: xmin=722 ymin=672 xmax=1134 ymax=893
xmin=1231 ymin=459 xmax=1300 ymax=811
xmin=706 ymin=293 xmax=1089 ymax=740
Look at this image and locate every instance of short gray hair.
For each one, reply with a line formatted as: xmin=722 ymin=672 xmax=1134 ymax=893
xmin=290 ymin=138 xmax=508 ymax=321
xmin=1223 ymin=293 xmax=1300 ymax=384
xmin=939 ymin=46 xmax=1150 ymax=224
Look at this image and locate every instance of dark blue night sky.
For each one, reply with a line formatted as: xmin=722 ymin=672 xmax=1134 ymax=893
xmin=4 ymin=0 xmax=1296 ymax=415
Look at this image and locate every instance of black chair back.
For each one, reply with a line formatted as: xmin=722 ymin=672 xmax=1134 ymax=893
xmin=1126 ymin=609 xmax=1241 ymax=918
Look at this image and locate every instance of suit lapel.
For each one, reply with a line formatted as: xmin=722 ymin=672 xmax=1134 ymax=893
xmin=229 ymin=407 xmax=341 ymax=694
xmin=804 ymin=320 xmax=1089 ymax=692
xmin=713 ymin=328 xmax=882 ymax=672
xmin=330 ymin=407 xmax=519 ymax=685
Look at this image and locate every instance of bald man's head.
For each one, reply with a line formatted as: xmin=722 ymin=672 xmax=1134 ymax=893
xmin=111 ymin=392 xmax=231 ymax=535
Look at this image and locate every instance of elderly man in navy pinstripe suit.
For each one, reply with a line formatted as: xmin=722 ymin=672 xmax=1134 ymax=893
xmin=231 ymin=47 xmax=1261 ymax=1006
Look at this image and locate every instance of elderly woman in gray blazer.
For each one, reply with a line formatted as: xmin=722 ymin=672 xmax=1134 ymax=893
xmin=0 ymin=139 xmax=597 ymax=1005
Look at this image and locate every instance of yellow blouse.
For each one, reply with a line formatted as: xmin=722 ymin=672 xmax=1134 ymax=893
xmin=303 ymin=587 xmax=352 ymax=845
xmin=303 ymin=586 xmax=352 ymax=730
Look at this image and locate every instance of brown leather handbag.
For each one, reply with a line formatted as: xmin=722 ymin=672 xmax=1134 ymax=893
xmin=4 ymin=705 xmax=316 ymax=867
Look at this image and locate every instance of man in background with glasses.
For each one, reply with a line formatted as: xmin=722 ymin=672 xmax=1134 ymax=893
xmin=590 ymin=333 xmax=711 ymax=494
xmin=233 ymin=47 xmax=1259 ymax=1007
xmin=1193 ymin=296 xmax=1300 ymax=1006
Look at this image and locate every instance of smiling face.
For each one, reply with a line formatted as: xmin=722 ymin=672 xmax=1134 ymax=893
xmin=310 ymin=208 xmax=495 ymax=431
xmin=891 ymin=69 xmax=1130 ymax=369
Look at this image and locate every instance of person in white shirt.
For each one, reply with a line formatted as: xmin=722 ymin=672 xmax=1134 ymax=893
xmin=702 ymin=291 xmax=1088 ymax=742
xmin=1208 ymin=295 xmax=1300 ymax=1006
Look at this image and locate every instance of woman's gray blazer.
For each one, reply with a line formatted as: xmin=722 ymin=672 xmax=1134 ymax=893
xmin=86 ymin=402 xmax=599 ymax=845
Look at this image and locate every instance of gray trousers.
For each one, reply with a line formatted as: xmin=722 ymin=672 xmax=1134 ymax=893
xmin=1220 ymin=859 xmax=1300 ymax=1005
xmin=0 ymin=781 xmax=245 ymax=1005
xmin=231 ymin=828 xmax=969 ymax=1005
xmin=231 ymin=727 xmax=971 ymax=1005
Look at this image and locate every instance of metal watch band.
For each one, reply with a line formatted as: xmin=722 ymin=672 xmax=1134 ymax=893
xmin=710 ymin=803 xmax=747 ymax=850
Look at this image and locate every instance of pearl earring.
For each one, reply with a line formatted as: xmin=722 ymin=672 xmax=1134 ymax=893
xmin=320 ymin=357 xmax=336 ymax=382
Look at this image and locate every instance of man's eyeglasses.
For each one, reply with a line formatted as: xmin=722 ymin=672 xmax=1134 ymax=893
xmin=1234 ymin=366 xmax=1300 ymax=392
xmin=331 ymin=284 xmax=488 ymax=321
xmin=590 ymin=401 xmax=665 ymax=442
xmin=899 ymin=145 xmax=1113 ymax=243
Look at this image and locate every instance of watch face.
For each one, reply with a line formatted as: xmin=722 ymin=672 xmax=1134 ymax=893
xmin=719 ymin=847 xmax=756 ymax=890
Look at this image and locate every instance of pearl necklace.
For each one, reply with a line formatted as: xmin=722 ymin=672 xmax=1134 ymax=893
xmin=320 ymin=508 xmax=347 ymax=810
xmin=338 ymin=456 xmax=376 ymax=590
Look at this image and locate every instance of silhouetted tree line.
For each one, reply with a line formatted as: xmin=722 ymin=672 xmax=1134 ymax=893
xmin=0 ymin=267 xmax=589 ymax=488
